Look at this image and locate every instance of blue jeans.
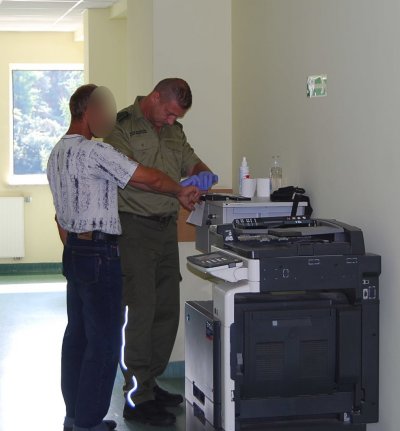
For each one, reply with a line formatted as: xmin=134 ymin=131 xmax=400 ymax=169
xmin=61 ymin=235 xmax=122 ymax=430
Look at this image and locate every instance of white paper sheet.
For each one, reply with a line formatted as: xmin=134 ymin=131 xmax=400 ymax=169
xmin=186 ymin=201 xmax=206 ymax=226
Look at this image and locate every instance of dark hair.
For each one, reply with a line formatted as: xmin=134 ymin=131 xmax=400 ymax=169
xmin=69 ymin=84 xmax=98 ymax=120
xmin=153 ymin=78 xmax=192 ymax=110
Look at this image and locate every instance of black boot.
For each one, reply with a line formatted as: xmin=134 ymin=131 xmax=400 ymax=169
xmin=123 ymin=400 xmax=176 ymax=426
xmin=63 ymin=419 xmax=117 ymax=431
xmin=154 ymin=385 xmax=184 ymax=407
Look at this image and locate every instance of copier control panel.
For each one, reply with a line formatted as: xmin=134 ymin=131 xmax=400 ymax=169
xmin=187 ymin=251 xmax=249 ymax=283
xmin=187 ymin=252 xmax=242 ymax=269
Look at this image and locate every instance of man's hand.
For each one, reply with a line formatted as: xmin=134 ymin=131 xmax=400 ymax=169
xmin=130 ymin=165 xmax=185 ymax=196
xmin=180 ymin=172 xmax=218 ymax=191
xmin=55 ymin=215 xmax=67 ymax=246
xmin=129 ymin=165 xmax=201 ymax=209
xmin=180 ymin=176 xmax=201 ymax=188
xmin=198 ymin=171 xmax=218 ymax=190
xmin=177 ymin=186 xmax=201 ymax=211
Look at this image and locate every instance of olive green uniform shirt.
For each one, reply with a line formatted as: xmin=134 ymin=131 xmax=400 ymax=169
xmin=105 ymin=97 xmax=201 ymax=217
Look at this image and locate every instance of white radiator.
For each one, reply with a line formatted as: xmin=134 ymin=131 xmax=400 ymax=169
xmin=0 ymin=197 xmax=25 ymax=258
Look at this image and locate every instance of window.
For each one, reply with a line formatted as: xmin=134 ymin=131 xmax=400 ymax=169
xmin=9 ymin=64 xmax=84 ymax=185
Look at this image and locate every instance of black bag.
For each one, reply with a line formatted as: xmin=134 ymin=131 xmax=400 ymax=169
xmin=270 ymin=186 xmax=313 ymax=217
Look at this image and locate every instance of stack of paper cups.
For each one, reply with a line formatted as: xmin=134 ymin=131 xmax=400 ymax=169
xmin=256 ymin=178 xmax=271 ymax=198
xmin=241 ymin=178 xmax=257 ymax=197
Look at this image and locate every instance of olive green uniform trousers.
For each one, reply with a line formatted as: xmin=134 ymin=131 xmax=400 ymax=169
xmin=118 ymin=212 xmax=180 ymax=405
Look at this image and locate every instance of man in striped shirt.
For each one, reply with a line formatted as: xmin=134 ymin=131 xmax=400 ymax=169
xmin=47 ymin=84 xmax=199 ymax=431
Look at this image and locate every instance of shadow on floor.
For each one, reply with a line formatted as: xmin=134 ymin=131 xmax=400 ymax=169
xmin=0 ymin=285 xmax=186 ymax=431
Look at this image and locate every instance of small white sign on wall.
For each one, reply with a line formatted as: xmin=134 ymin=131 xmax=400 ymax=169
xmin=307 ymin=74 xmax=327 ymax=98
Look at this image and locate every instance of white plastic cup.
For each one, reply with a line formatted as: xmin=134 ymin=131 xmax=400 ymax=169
xmin=256 ymin=178 xmax=271 ymax=198
xmin=241 ymin=178 xmax=257 ymax=198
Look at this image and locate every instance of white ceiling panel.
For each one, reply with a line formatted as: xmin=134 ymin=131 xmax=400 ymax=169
xmin=0 ymin=0 xmax=119 ymax=32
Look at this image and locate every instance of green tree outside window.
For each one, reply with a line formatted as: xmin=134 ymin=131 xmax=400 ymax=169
xmin=12 ymin=69 xmax=84 ymax=175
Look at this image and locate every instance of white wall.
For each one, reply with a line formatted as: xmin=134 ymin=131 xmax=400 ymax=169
xmin=126 ymin=0 xmax=154 ymax=99
xmin=84 ymin=0 xmax=153 ymax=109
xmin=232 ymin=1 xmax=400 ymax=429
xmin=84 ymin=8 xmax=127 ymax=108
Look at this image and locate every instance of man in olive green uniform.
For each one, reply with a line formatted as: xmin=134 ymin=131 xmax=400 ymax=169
xmin=106 ymin=78 xmax=218 ymax=427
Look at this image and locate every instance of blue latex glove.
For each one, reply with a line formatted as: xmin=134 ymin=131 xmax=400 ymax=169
xmin=180 ymin=175 xmax=201 ymax=188
xmin=197 ymin=171 xmax=219 ymax=190
xmin=181 ymin=172 xmax=219 ymax=191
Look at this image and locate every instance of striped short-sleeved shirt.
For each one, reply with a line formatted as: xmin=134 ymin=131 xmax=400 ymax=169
xmin=47 ymin=134 xmax=138 ymax=235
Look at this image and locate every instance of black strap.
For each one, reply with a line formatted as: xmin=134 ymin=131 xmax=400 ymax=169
xmin=291 ymin=194 xmax=300 ymax=217
xmin=291 ymin=193 xmax=313 ymax=217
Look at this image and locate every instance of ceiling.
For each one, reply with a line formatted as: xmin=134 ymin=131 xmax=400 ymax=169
xmin=0 ymin=0 xmax=119 ymax=32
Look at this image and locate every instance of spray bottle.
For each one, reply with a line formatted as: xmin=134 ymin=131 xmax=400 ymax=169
xmin=239 ymin=156 xmax=250 ymax=195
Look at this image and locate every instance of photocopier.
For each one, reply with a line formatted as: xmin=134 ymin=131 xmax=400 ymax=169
xmin=185 ymin=216 xmax=381 ymax=431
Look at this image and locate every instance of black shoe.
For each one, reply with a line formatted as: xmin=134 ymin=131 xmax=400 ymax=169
xmin=154 ymin=385 xmax=184 ymax=407
xmin=123 ymin=400 xmax=176 ymax=426
xmin=63 ymin=419 xmax=117 ymax=431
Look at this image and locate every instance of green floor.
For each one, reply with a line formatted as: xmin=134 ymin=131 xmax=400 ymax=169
xmin=0 ymin=276 xmax=186 ymax=431
xmin=0 ymin=273 xmax=65 ymax=284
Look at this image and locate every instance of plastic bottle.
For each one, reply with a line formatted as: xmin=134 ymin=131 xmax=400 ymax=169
xmin=239 ymin=157 xmax=250 ymax=195
xmin=270 ymin=155 xmax=282 ymax=192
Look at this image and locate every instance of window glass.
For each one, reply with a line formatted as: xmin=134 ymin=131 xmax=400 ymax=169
xmin=11 ymin=67 xmax=84 ymax=177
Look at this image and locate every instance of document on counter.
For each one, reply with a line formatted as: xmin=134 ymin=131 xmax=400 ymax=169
xmin=186 ymin=201 xmax=205 ymax=226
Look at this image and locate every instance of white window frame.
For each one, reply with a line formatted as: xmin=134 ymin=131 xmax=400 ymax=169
xmin=8 ymin=63 xmax=84 ymax=186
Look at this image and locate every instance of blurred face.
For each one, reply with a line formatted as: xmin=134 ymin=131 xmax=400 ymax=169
xmin=149 ymin=94 xmax=187 ymax=128
xmin=86 ymin=87 xmax=117 ymax=138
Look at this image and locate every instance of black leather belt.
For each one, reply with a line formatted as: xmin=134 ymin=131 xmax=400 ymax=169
xmin=126 ymin=213 xmax=174 ymax=224
xmin=68 ymin=231 xmax=118 ymax=242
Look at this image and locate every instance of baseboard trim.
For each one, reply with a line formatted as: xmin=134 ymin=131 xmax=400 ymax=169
xmin=161 ymin=361 xmax=184 ymax=379
xmin=0 ymin=262 xmax=62 ymax=276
